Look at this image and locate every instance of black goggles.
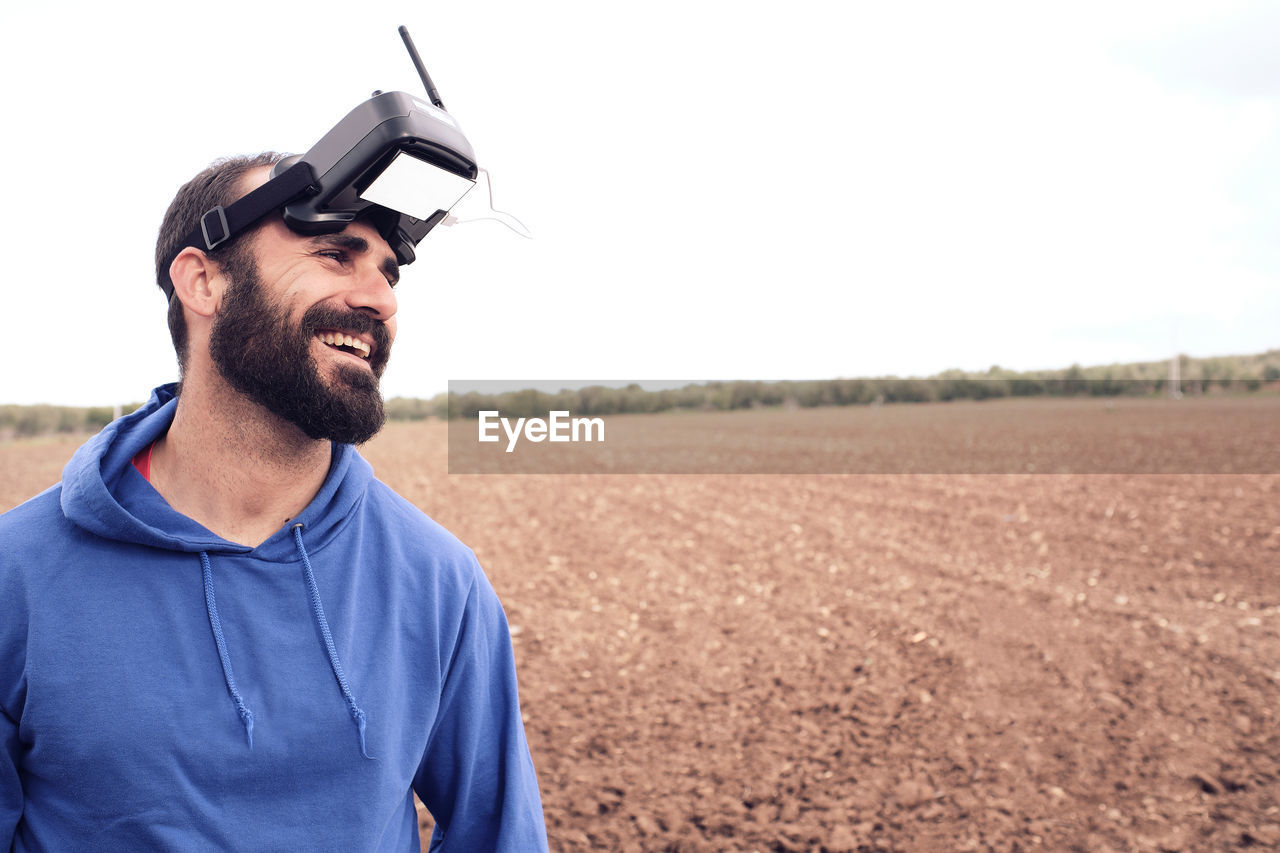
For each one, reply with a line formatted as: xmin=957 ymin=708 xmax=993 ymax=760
xmin=158 ymin=29 xmax=479 ymax=300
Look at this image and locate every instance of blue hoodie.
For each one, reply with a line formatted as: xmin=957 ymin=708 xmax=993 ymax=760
xmin=0 ymin=385 xmax=548 ymax=851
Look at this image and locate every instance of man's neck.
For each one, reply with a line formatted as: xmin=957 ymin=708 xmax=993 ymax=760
xmin=149 ymin=375 xmax=333 ymax=547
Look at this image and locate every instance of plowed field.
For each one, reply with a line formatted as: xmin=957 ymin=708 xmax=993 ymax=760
xmin=3 ymin=401 xmax=1277 ymax=851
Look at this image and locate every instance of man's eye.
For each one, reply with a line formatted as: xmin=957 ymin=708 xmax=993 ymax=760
xmin=318 ymin=250 xmax=347 ymax=263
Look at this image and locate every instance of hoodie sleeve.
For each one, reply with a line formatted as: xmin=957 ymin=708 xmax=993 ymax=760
xmin=0 ymin=547 xmax=28 ymax=848
xmin=413 ymin=568 xmax=548 ymax=852
xmin=1 ymin=705 xmax=19 ymax=846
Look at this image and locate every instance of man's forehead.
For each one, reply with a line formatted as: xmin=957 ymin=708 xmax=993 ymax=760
xmin=235 ymin=164 xmax=276 ymax=198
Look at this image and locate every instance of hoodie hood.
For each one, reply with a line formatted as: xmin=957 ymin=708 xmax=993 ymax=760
xmin=60 ymin=383 xmax=374 ymax=561
xmin=57 ymin=382 xmax=379 ymax=756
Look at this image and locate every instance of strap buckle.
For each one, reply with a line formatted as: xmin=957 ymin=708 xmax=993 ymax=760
xmin=200 ymin=206 xmax=231 ymax=251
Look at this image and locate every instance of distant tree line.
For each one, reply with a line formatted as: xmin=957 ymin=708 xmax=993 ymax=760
xmin=0 ymin=404 xmax=141 ymax=439
xmin=5 ymin=351 xmax=1278 ymax=437
xmin=423 ymin=349 xmax=1280 ymax=421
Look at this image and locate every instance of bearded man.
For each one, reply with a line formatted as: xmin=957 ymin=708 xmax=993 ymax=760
xmin=0 ymin=153 xmax=548 ymax=851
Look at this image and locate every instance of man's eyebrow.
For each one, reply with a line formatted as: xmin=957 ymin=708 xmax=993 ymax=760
xmin=308 ymin=233 xmax=400 ymax=284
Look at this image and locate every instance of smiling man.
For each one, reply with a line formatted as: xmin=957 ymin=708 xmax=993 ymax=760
xmin=0 ymin=154 xmax=548 ymax=851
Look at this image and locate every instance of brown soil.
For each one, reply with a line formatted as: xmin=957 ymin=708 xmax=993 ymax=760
xmin=3 ymin=406 xmax=1278 ymax=851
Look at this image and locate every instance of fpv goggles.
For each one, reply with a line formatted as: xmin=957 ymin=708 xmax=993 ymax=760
xmin=159 ymin=27 xmax=479 ymax=300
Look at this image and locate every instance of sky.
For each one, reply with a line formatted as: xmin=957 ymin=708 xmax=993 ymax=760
xmin=2 ymin=0 xmax=1278 ymax=405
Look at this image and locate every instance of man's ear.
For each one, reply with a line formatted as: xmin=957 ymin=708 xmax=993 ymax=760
xmin=168 ymin=247 xmax=224 ymax=318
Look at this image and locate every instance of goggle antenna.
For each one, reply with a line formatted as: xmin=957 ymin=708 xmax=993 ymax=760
xmin=398 ymin=26 xmax=446 ymax=111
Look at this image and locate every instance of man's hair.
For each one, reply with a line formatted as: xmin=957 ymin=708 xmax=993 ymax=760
xmin=155 ymin=152 xmax=288 ymax=372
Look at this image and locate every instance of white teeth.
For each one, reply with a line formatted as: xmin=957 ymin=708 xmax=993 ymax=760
xmin=315 ymin=331 xmax=371 ymax=359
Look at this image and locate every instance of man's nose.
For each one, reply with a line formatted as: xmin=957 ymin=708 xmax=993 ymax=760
xmin=346 ymin=264 xmax=398 ymax=322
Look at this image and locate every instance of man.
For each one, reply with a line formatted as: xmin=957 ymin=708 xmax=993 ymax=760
xmin=0 ymin=153 xmax=549 ymax=851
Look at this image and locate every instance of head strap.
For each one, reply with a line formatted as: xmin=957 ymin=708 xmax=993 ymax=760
xmin=159 ymin=161 xmax=318 ymax=299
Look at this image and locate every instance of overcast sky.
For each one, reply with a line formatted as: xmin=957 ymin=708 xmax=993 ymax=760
xmin=3 ymin=1 xmax=1278 ymax=405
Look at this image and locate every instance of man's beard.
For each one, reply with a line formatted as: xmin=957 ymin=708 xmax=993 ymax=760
xmin=208 ymin=251 xmax=392 ymax=445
